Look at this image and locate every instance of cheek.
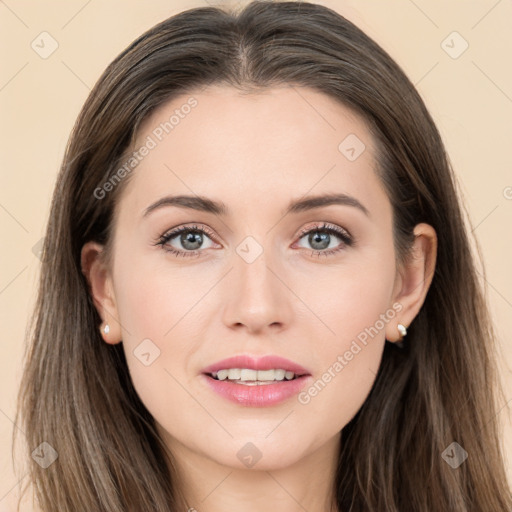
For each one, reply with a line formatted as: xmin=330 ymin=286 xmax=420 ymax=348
xmin=295 ymin=316 xmax=389 ymax=437
xmin=113 ymin=253 xmax=204 ymax=343
xmin=293 ymin=251 xmax=396 ymax=427
xmin=111 ymin=257 xmax=209 ymax=419
xmin=292 ymin=241 xmax=396 ymax=345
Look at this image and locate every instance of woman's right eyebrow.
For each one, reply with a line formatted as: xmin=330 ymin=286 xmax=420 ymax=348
xmin=142 ymin=194 xmax=227 ymax=218
xmin=141 ymin=192 xmax=370 ymax=219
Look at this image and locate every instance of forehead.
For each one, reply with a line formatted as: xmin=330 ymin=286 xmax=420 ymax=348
xmin=118 ymin=84 xmax=385 ymax=221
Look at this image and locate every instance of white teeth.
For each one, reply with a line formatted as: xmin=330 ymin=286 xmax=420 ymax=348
xmin=274 ymin=369 xmax=286 ymax=380
xmin=216 ymin=369 xmax=229 ymax=381
xmin=210 ymin=368 xmax=299 ymax=382
xmin=227 ymin=368 xmax=241 ymax=380
xmin=240 ymin=369 xmax=258 ymax=381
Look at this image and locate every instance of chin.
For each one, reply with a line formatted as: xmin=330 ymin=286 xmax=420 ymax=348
xmin=206 ymin=436 xmax=312 ymax=471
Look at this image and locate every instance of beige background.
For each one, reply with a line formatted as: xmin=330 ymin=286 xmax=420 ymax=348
xmin=1 ymin=0 xmax=511 ymax=509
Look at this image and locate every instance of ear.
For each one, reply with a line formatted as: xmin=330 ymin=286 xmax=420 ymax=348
xmin=80 ymin=241 xmax=122 ymax=345
xmin=386 ymin=223 xmax=437 ymax=343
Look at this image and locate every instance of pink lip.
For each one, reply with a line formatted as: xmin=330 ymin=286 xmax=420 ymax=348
xmin=200 ymin=354 xmax=312 ymax=407
xmin=201 ymin=354 xmax=310 ymax=375
xmin=201 ymin=374 xmax=312 ymax=407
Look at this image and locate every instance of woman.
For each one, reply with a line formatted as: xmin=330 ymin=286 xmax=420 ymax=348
xmin=14 ymin=1 xmax=511 ymax=510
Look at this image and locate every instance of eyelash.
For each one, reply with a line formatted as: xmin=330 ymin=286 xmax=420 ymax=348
xmin=154 ymin=222 xmax=354 ymax=258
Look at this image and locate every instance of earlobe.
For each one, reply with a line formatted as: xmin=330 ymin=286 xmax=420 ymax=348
xmin=80 ymin=241 xmax=122 ymax=345
xmin=386 ymin=223 xmax=437 ymax=343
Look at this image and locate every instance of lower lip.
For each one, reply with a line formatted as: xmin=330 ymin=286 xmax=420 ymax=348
xmin=201 ymin=374 xmax=312 ymax=407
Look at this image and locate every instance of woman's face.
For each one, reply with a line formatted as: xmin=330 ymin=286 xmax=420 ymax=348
xmin=91 ymin=84 xmax=411 ymax=470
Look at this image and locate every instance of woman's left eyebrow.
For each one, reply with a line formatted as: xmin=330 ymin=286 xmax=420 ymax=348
xmin=142 ymin=192 xmax=370 ymax=219
xmin=285 ymin=192 xmax=370 ymax=217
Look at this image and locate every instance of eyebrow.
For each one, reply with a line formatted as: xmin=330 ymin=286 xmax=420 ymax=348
xmin=142 ymin=192 xmax=370 ymax=218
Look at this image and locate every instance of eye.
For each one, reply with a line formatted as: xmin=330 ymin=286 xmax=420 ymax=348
xmin=154 ymin=221 xmax=354 ymax=259
xmin=294 ymin=222 xmax=354 ymax=257
xmin=154 ymin=224 xmax=217 ymax=258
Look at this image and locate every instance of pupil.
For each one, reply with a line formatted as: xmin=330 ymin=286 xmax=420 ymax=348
xmin=310 ymin=232 xmax=329 ymax=250
xmin=182 ymin=232 xmax=202 ymax=250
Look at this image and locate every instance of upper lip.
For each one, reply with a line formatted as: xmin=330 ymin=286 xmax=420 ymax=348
xmin=201 ymin=355 xmax=310 ymax=376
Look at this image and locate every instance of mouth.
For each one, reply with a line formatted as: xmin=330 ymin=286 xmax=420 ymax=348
xmin=200 ymin=354 xmax=312 ymax=406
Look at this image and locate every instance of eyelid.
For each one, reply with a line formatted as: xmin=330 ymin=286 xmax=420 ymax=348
xmin=295 ymin=221 xmax=353 ymax=241
xmin=159 ymin=223 xmax=217 ymax=241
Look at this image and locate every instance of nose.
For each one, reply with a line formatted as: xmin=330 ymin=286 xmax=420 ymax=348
xmin=221 ymin=245 xmax=292 ymax=334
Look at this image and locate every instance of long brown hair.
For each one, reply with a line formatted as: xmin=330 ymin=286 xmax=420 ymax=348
xmin=14 ymin=1 xmax=511 ymax=510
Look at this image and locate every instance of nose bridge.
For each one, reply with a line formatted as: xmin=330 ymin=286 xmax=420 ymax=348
xmin=235 ymin=237 xmax=278 ymax=305
xmin=222 ymin=234 xmax=290 ymax=332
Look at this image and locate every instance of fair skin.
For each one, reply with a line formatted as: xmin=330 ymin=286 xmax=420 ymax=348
xmin=81 ymin=84 xmax=437 ymax=512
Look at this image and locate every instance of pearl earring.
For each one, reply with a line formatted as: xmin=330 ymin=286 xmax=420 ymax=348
xmin=397 ymin=323 xmax=407 ymax=337
xmin=103 ymin=324 xmax=110 ymax=335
